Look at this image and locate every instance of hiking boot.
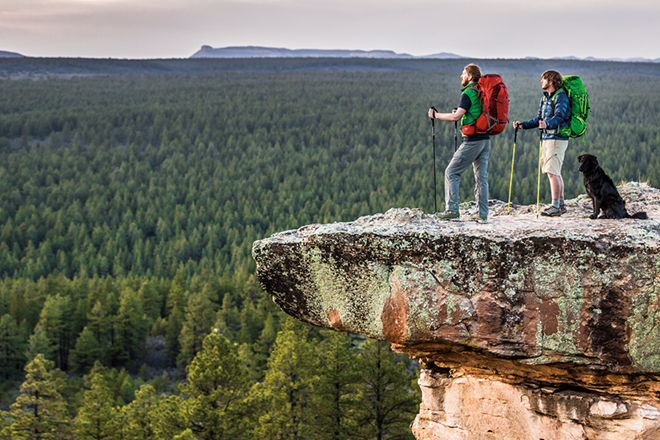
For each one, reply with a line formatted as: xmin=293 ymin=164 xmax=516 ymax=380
xmin=541 ymin=206 xmax=563 ymax=217
xmin=560 ymin=204 xmax=567 ymax=214
xmin=436 ymin=210 xmax=459 ymax=220
xmin=469 ymin=214 xmax=487 ymax=223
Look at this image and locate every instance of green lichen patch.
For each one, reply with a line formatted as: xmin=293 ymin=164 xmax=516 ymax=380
xmin=627 ymin=276 xmax=660 ymax=373
xmin=502 ymin=263 xmax=527 ymax=299
xmin=626 ymin=312 xmax=660 ymax=373
xmin=531 ymin=257 xmax=585 ymax=357
xmin=391 ymin=265 xmax=438 ymax=337
xmin=306 ymin=246 xmax=392 ymax=339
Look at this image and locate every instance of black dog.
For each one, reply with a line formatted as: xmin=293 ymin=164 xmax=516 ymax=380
xmin=577 ymin=154 xmax=648 ymax=220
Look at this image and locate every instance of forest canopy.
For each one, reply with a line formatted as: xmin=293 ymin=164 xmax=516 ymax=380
xmin=1 ymin=62 xmax=659 ymax=281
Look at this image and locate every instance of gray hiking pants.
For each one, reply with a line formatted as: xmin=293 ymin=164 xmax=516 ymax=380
xmin=444 ymin=137 xmax=491 ymax=218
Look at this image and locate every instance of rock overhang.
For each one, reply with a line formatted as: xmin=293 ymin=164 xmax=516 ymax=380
xmin=252 ymin=188 xmax=660 ymax=376
xmin=252 ymin=184 xmax=660 ymax=439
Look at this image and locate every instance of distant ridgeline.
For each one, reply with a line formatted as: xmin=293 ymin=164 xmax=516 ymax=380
xmin=189 ymin=45 xmax=660 ymax=63
xmin=189 ymin=45 xmax=463 ymax=59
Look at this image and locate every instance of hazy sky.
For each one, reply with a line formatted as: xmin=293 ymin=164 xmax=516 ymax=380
xmin=2 ymin=0 xmax=659 ymax=59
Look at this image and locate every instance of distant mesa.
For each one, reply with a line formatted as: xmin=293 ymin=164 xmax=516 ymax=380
xmin=190 ymin=45 xmax=464 ymax=59
xmin=0 ymin=50 xmax=24 ymax=58
xmin=189 ymin=46 xmax=660 ymax=63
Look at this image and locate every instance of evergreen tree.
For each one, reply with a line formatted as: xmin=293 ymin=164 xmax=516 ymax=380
xmin=138 ymin=281 xmax=162 ymax=323
xmin=0 ymin=313 xmax=26 ymax=379
xmin=118 ymin=375 xmax=136 ymax=404
xmin=121 ymin=385 xmax=160 ymax=440
xmin=9 ymin=354 xmax=71 ymax=440
xmin=86 ymin=301 xmax=112 ymax=360
xmin=104 ymin=367 xmax=132 ymax=404
xmin=34 ymin=294 xmax=71 ymax=370
xmin=355 ymin=339 xmax=419 ymax=440
xmin=74 ymin=371 xmax=118 ymax=440
xmin=69 ymin=326 xmax=103 ymax=374
xmin=309 ymin=330 xmax=361 ymax=440
xmin=180 ymin=331 xmax=248 ymax=440
xmin=111 ymin=287 xmax=148 ymax=367
xmin=213 ymin=292 xmax=240 ymax=340
xmin=249 ymin=317 xmax=316 ymax=440
xmin=253 ymin=311 xmax=279 ymax=377
xmin=177 ymin=292 xmax=215 ymax=365
xmin=165 ymin=281 xmax=186 ymax=364
xmin=26 ymin=323 xmax=57 ymax=364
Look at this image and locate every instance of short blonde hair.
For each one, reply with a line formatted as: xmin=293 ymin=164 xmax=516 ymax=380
xmin=464 ymin=64 xmax=482 ymax=82
xmin=542 ymin=70 xmax=563 ymax=88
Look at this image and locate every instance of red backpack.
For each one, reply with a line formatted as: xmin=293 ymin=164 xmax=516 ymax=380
xmin=462 ymin=74 xmax=509 ymax=136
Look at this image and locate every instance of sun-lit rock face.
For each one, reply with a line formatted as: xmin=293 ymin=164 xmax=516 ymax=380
xmin=253 ymin=183 xmax=660 ymax=439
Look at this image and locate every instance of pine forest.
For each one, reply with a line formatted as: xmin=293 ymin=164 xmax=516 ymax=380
xmin=0 ymin=57 xmax=659 ymax=439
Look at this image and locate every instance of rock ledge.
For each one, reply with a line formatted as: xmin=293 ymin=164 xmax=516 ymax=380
xmin=253 ymin=183 xmax=660 ymax=439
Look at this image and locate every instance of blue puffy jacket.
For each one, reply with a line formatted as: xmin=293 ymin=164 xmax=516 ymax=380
xmin=521 ymin=89 xmax=571 ymax=140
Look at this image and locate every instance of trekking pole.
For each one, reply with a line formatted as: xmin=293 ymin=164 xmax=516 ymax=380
xmin=536 ymin=122 xmax=543 ymax=218
xmin=507 ymin=127 xmax=518 ymax=213
xmin=452 ymin=108 xmax=458 ymax=153
xmin=431 ymin=107 xmax=438 ymax=213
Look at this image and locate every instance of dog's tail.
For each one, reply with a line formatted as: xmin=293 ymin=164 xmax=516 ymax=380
xmin=627 ymin=211 xmax=649 ymax=220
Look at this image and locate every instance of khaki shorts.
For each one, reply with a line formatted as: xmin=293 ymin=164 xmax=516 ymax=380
xmin=541 ymin=139 xmax=568 ymax=176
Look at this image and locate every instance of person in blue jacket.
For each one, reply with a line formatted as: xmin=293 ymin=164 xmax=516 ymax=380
xmin=513 ymin=70 xmax=571 ymax=217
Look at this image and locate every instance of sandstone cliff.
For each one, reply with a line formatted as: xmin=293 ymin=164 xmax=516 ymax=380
xmin=252 ymin=182 xmax=660 ymax=440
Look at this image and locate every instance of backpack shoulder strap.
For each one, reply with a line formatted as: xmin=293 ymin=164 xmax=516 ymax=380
xmin=551 ymin=87 xmax=566 ymax=100
xmin=550 ymin=88 xmax=568 ymax=109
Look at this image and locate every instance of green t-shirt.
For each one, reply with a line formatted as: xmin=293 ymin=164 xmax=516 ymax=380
xmin=460 ymin=83 xmax=482 ymax=127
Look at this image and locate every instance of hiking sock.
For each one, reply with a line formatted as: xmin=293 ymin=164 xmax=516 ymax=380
xmin=552 ymin=199 xmax=560 ymax=209
xmin=560 ymin=197 xmax=565 ymax=207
